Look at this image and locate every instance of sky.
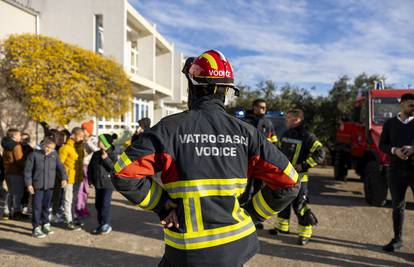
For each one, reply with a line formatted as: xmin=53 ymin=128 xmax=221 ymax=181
xmin=130 ymin=0 xmax=414 ymax=95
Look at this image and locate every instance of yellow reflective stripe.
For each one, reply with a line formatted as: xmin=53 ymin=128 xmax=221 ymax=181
xmin=252 ymin=190 xmax=277 ymax=219
xmin=298 ymin=225 xmax=312 ymax=238
xmin=271 ymin=135 xmax=278 ymax=143
xmin=114 ymin=152 xmax=132 ymax=173
xmin=300 ymin=173 xmax=309 ymax=183
xmin=165 ymin=178 xmax=247 ymax=189
xmin=275 ymin=217 xmax=290 ymax=231
xmin=114 ymin=162 xmax=122 ymax=173
xmin=138 ymin=180 xmax=163 ymax=210
xmin=283 ymin=163 xmax=299 ymax=183
xmin=168 ymin=189 xmax=246 ymax=199
xmin=200 ymin=52 xmax=218 ymax=69
xmin=164 ymin=217 xmax=256 ymax=250
xmin=306 ymin=157 xmax=318 ymax=167
xmin=193 ymin=197 xmax=204 ymax=231
xmin=232 ymin=198 xmax=244 ymax=222
xmin=292 ymin=143 xmax=302 ymax=165
xmin=183 ymin=198 xmax=193 ymax=232
xmin=165 ymin=178 xmax=247 ymax=199
xmin=310 ymin=140 xmax=323 ymax=153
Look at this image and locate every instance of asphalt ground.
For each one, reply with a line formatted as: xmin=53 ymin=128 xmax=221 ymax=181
xmin=0 ymin=167 xmax=413 ymax=266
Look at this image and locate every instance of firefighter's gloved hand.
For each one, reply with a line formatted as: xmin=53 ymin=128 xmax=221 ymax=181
xmin=160 ymin=200 xmax=179 ymax=229
xmin=299 ymin=207 xmax=318 ymax=226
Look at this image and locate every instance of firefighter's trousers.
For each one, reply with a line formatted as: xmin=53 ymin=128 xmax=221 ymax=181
xmin=275 ymin=182 xmax=312 ymax=239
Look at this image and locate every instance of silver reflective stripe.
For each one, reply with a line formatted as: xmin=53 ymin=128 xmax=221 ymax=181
xmin=288 ymin=168 xmax=297 ymax=180
xmin=117 ymin=160 xmax=126 ymax=169
xmin=235 ymin=209 xmax=244 ymax=222
xmin=254 ymin=194 xmax=274 ymax=218
xmin=282 ymin=138 xmax=302 ymax=145
xmin=165 ymin=220 xmax=255 ymax=245
xmin=189 ymin=198 xmax=198 ymax=232
xmin=167 ymin=183 xmax=245 ymax=194
xmin=145 ymin=184 xmax=161 ymax=209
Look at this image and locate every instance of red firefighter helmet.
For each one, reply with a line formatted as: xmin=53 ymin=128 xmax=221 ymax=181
xmin=187 ymin=50 xmax=235 ymax=88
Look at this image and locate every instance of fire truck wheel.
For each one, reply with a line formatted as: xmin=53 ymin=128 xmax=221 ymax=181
xmin=363 ymin=161 xmax=387 ymax=207
xmin=334 ymin=151 xmax=348 ymax=181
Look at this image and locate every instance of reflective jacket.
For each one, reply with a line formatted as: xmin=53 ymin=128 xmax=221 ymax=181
xmin=113 ymin=98 xmax=299 ymax=267
xmin=279 ymin=124 xmax=325 ymax=182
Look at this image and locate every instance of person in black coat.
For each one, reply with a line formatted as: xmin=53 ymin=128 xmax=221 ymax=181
xmin=379 ymin=93 xmax=414 ymax=252
xmin=88 ymin=133 xmax=117 ymax=235
xmin=24 ymin=138 xmax=68 ymax=238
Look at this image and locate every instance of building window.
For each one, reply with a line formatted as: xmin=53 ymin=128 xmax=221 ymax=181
xmin=131 ymin=41 xmax=139 ymax=74
xmin=95 ymin=15 xmax=103 ymax=54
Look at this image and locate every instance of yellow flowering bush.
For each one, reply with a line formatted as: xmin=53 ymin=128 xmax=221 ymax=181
xmin=0 ymin=34 xmax=132 ymax=125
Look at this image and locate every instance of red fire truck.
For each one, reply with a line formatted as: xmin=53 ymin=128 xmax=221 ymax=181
xmin=334 ymin=83 xmax=414 ymax=206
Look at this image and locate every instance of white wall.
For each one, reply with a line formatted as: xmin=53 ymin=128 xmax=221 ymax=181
xmin=156 ymin=51 xmax=173 ymax=89
xmin=137 ymin=35 xmax=155 ymax=81
xmin=0 ymin=0 xmax=37 ymax=40
xmin=31 ymin=0 xmax=126 ymax=65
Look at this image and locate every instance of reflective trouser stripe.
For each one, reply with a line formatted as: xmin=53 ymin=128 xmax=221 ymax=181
xmin=184 ymin=197 xmax=204 ymax=232
xmin=298 ymin=224 xmax=312 ymax=238
xmin=275 ymin=217 xmax=289 ymax=232
xmin=267 ymin=135 xmax=278 ymax=144
xmin=292 ymin=143 xmax=302 ymax=165
xmin=164 ymin=218 xmax=256 ymax=250
xmin=252 ymin=190 xmax=277 ymax=219
xmin=138 ymin=180 xmax=162 ymax=210
xmin=164 ymin=178 xmax=247 ymax=198
xmin=300 ymin=173 xmax=309 ymax=183
xmin=306 ymin=157 xmax=318 ymax=167
xmin=114 ymin=152 xmax=132 ymax=173
xmin=283 ymin=163 xmax=299 ymax=183
xmin=310 ymin=140 xmax=323 ymax=153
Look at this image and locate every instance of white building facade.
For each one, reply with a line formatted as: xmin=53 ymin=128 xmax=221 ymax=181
xmin=29 ymin=0 xmax=188 ymax=134
xmin=0 ymin=0 xmax=39 ymax=40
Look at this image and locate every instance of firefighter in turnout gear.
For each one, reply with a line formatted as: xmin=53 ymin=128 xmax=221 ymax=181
xmin=269 ymin=109 xmax=325 ymax=246
xmin=243 ymin=99 xmax=278 ymax=145
xmin=240 ymin=99 xmax=278 ymax=229
xmin=112 ymin=50 xmax=300 ymax=267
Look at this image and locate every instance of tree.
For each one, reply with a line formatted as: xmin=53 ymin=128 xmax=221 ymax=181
xmin=233 ymin=74 xmax=388 ymax=152
xmin=0 ymin=34 xmax=132 ymax=126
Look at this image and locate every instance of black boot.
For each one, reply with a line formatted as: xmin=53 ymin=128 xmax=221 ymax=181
xmin=297 ymin=236 xmax=309 ymax=246
xmin=268 ymin=228 xmax=289 ymax=235
xmin=382 ymin=239 xmax=403 ymax=252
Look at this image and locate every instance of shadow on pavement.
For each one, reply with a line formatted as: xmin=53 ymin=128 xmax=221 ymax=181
xmin=308 ymin=177 xmax=368 ymax=207
xmin=0 ymin=226 xmax=31 ymax=236
xmin=258 ymin=234 xmax=413 ymax=267
xmin=0 ymin=238 xmax=160 ymax=267
xmin=77 ymin=201 xmax=164 ymax=241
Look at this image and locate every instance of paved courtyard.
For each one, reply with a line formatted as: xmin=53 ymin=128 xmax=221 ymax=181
xmin=1 ymin=168 xmax=413 ymax=266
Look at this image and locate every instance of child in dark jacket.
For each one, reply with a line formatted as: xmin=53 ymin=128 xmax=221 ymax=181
xmin=88 ymin=134 xmax=117 ymax=235
xmin=24 ymin=138 xmax=68 ymax=238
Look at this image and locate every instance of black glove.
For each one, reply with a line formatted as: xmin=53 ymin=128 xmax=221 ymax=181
xmin=299 ymin=208 xmax=318 ymax=226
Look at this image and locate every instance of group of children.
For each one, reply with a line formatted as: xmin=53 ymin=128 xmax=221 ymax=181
xmin=1 ymin=123 xmax=119 ymax=238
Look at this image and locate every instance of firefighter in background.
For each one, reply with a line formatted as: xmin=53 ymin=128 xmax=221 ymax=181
xmin=243 ymin=99 xmax=278 ymax=144
xmin=112 ymin=50 xmax=300 ymax=267
xmin=240 ymin=99 xmax=278 ymax=229
xmin=269 ymin=108 xmax=325 ymax=245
